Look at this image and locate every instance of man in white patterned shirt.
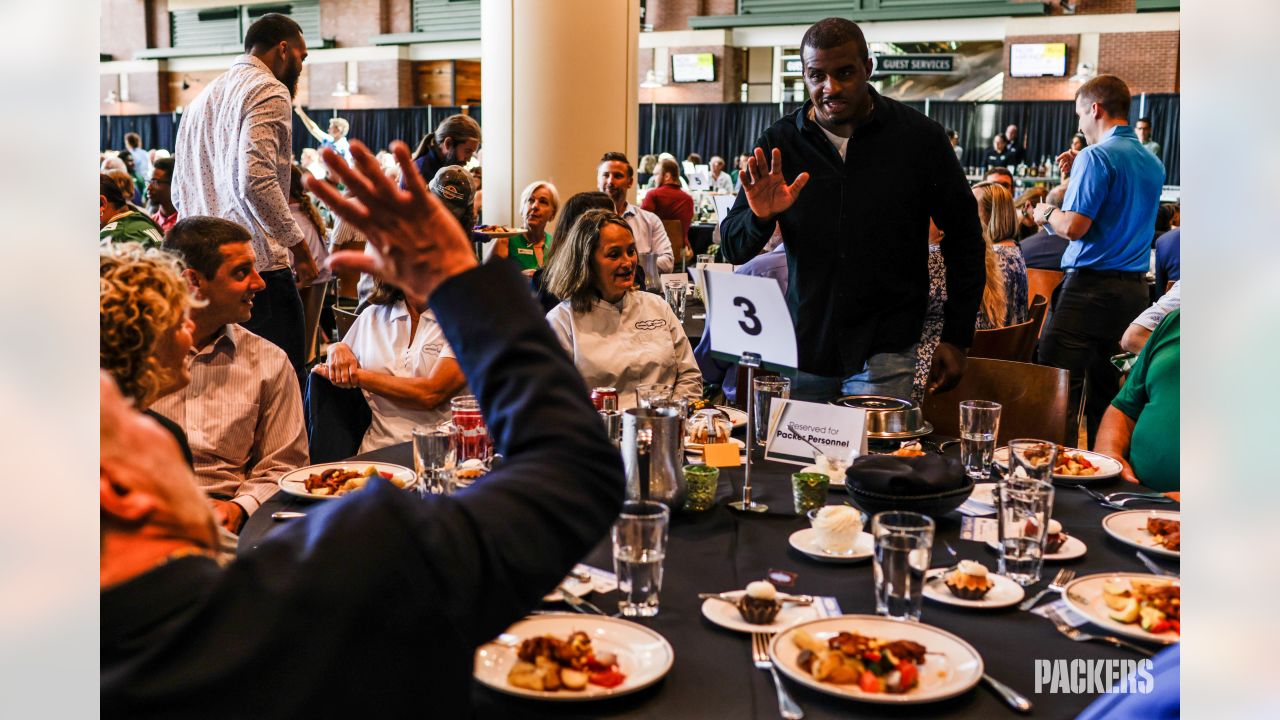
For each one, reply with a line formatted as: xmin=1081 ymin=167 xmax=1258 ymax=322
xmin=153 ymin=217 xmax=307 ymax=533
xmin=171 ymin=13 xmax=317 ymax=385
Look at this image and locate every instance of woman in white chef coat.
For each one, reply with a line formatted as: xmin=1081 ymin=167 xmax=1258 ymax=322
xmin=543 ymin=209 xmax=702 ymax=409
xmin=314 ymin=279 xmax=468 ymax=452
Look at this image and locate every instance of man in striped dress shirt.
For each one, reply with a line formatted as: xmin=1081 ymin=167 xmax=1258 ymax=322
xmin=152 ymin=217 xmax=307 ymax=533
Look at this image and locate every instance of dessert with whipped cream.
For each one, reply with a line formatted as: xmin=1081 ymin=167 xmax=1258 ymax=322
xmin=1043 ymin=519 xmax=1067 ymax=553
xmin=808 ymin=505 xmax=863 ymax=555
xmin=944 ymin=560 xmax=995 ymax=600
xmin=738 ymin=580 xmax=782 ymax=624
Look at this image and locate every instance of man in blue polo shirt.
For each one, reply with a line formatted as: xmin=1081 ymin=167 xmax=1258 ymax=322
xmin=1032 ymin=74 xmax=1165 ymax=444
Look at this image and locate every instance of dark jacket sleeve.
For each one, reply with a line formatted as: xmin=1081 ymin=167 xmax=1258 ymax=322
xmin=423 ymin=261 xmax=626 ymax=645
xmin=927 ymin=126 xmax=986 ymax=349
xmin=719 ymin=133 xmax=779 ymax=263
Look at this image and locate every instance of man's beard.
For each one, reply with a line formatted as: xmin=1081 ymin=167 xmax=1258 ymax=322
xmin=282 ymin=62 xmax=301 ymax=98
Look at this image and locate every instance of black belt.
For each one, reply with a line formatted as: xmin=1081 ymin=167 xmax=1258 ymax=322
xmin=1064 ymin=268 xmax=1148 ymax=281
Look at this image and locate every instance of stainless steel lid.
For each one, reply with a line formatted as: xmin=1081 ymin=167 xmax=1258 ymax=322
xmin=830 ymin=395 xmax=930 ymax=438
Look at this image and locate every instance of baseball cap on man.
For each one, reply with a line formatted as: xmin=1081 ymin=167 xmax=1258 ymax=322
xmin=429 ymin=165 xmax=475 ymax=228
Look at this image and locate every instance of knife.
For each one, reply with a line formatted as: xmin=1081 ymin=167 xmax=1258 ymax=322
xmin=558 ymin=586 xmax=609 ymax=616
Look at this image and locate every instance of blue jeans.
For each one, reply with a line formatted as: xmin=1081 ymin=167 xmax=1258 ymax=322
xmin=789 ymin=345 xmax=919 ymax=404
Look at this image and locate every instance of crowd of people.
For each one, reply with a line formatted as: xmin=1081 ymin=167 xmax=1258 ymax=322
xmin=99 ymin=13 xmax=1180 ymax=714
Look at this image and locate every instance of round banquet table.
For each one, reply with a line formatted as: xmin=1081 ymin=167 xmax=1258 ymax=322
xmin=241 ymin=441 xmax=1179 ymax=719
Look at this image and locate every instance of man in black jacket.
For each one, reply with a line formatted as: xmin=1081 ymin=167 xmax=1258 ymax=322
xmin=720 ymin=17 xmax=985 ymax=403
xmin=101 ymin=140 xmax=625 ymax=717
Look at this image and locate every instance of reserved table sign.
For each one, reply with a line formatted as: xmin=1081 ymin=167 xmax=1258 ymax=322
xmin=763 ymin=398 xmax=868 ymax=466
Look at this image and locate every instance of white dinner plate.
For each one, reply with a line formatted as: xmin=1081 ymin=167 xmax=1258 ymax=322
xmin=474 ymin=614 xmax=674 ymax=701
xmin=277 ymin=462 xmax=415 ymax=500
xmin=715 ymin=405 xmax=748 ymax=429
xmin=473 ymin=227 xmax=528 ymax=238
xmin=985 ymin=534 xmax=1088 ymax=561
xmin=1062 ymin=573 xmax=1180 ymax=644
xmin=769 ymin=615 xmax=984 ymax=705
xmin=1101 ymin=510 xmax=1180 ymax=558
xmin=923 ymin=568 xmax=1026 ymax=609
xmin=700 ymin=591 xmax=819 ymax=634
xmin=685 ymin=437 xmax=746 ymax=454
xmin=788 ymin=529 xmax=874 ymax=563
xmin=993 ymin=446 xmax=1122 ymax=483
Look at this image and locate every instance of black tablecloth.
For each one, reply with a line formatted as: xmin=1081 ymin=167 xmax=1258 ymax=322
xmin=241 ymin=442 xmax=1178 ymax=719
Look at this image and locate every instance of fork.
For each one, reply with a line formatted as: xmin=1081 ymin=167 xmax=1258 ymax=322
xmin=1018 ymin=568 xmax=1075 ymax=611
xmin=1044 ymin=606 xmax=1155 ymax=657
xmin=752 ymin=633 xmax=803 ymax=719
xmin=1078 ymin=486 xmax=1173 ymax=506
xmin=1103 ymin=496 xmax=1175 ymax=508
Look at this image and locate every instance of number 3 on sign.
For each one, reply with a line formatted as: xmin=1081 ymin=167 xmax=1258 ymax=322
xmin=705 ymin=270 xmax=797 ymax=368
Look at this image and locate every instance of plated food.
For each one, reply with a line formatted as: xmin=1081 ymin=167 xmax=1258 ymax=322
xmin=473 ymin=224 xmax=528 ymax=237
xmin=888 ymin=442 xmax=926 ymax=458
xmin=686 ymin=409 xmax=731 ymax=445
xmin=475 ymin=614 xmax=674 ymax=701
xmin=277 ymin=462 xmax=415 ymax=500
xmin=700 ymin=587 xmax=818 ymax=634
xmin=1101 ymin=510 xmax=1181 ymax=558
xmin=924 ymin=564 xmax=1026 ymax=609
xmin=943 ymin=560 xmax=993 ymax=600
xmin=992 ymin=446 xmax=1122 ymax=483
xmin=770 ymin=616 xmax=984 ymax=704
xmin=1062 ymin=573 xmax=1180 ymax=644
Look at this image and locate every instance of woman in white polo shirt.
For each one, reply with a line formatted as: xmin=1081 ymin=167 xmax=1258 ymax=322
xmin=315 ymin=280 xmax=468 ymax=452
xmin=543 ymin=209 xmax=701 ymax=410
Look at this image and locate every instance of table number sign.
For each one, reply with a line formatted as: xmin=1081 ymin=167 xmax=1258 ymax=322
xmin=705 ymin=271 xmax=797 ymax=370
xmin=763 ymin=398 xmax=869 ymax=466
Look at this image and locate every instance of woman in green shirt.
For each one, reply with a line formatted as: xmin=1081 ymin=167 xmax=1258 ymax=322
xmin=494 ymin=180 xmax=560 ymax=275
xmin=1095 ymin=309 xmax=1180 ymax=493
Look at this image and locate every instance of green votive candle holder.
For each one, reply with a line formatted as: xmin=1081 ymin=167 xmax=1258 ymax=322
xmin=792 ymin=472 xmax=830 ymax=514
xmin=682 ymin=464 xmax=720 ymax=512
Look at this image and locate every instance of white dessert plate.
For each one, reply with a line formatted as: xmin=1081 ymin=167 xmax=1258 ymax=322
xmin=788 ymin=529 xmax=873 ymax=563
xmin=1101 ymin=510 xmax=1180 ymax=558
xmin=277 ymin=462 xmax=415 ymax=500
xmin=700 ymin=590 xmax=819 ymax=634
xmin=1062 ymin=573 xmax=1180 ymax=644
xmin=923 ymin=568 xmax=1026 ymax=609
xmin=993 ymin=446 xmax=1121 ymax=484
xmin=770 ymin=615 xmax=984 ymax=704
xmin=985 ymin=534 xmax=1087 ymax=561
xmin=475 ymin=614 xmax=674 ymax=701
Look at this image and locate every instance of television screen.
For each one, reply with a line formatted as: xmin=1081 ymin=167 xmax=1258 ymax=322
xmin=671 ymin=52 xmax=716 ymax=83
xmin=1010 ymin=43 xmax=1068 ymax=78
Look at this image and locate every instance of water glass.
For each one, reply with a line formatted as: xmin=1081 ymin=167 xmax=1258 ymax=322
xmin=997 ymin=476 xmax=1056 ymax=586
xmin=412 ymin=423 xmax=456 ymax=496
xmin=600 ymin=409 xmax=622 ymax=446
xmin=752 ymin=376 xmax=791 ymax=447
xmin=1006 ymin=438 xmax=1059 ymax=481
xmin=682 ymin=464 xmax=720 ymax=512
xmin=638 ymin=252 xmax=659 ymax=290
xmin=696 ymin=253 xmax=715 ymax=267
xmin=663 ymin=279 xmax=688 ymax=321
xmin=635 ymin=383 xmax=675 ymax=409
xmin=612 ymin=500 xmax=670 ymax=617
xmin=872 ymin=511 xmax=934 ymax=621
xmin=959 ymin=400 xmax=1002 ymax=480
xmin=450 ymin=395 xmax=492 ymax=464
xmin=791 ymin=472 xmax=829 ymax=514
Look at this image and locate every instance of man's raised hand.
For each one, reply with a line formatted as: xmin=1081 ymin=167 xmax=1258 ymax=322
xmin=740 ymin=147 xmax=809 ymax=221
xmin=303 ymin=139 xmax=477 ymax=301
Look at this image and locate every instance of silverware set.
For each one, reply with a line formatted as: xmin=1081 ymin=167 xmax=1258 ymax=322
xmin=751 ymin=632 xmax=804 ymax=719
xmin=557 ymin=586 xmax=610 ymax=616
xmin=1043 ymin=605 xmax=1155 ymax=657
xmin=1077 ymin=485 xmax=1175 ymax=509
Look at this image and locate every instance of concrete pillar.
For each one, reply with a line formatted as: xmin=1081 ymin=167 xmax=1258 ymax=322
xmin=481 ymin=0 xmax=640 ymax=228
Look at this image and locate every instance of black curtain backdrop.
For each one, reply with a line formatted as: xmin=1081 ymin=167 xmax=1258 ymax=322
xmin=102 ymin=97 xmax=1177 ymax=184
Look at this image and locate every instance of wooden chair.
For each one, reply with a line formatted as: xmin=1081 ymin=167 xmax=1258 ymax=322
xmin=333 ymin=306 xmax=359 ymax=343
xmin=661 ymin=219 xmax=688 ymax=271
xmin=968 ymin=317 xmax=1039 ymax=363
xmin=1026 ymin=268 xmax=1064 ymax=308
xmin=923 ymin=358 xmax=1072 ymax=446
xmin=1029 ymin=293 xmax=1049 ymax=340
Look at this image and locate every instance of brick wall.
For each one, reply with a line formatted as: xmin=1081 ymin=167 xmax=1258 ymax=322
xmin=1098 ymin=31 xmax=1179 ymax=94
xmin=101 ymin=0 xmax=148 ymax=60
xmin=321 ymin=0 xmax=385 ymax=47
xmin=1076 ymin=0 xmax=1135 ymax=14
xmin=1002 ymin=34 xmax=1081 ymax=100
xmin=387 ymin=0 xmax=413 ymax=34
xmin=307 ymin=59 xmax=410 ymax=109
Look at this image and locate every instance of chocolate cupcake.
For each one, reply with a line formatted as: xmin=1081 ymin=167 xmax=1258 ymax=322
xmin=944 ymin=560 xmax=995 ymax=600
xmin=738 ymin=581 xmax=782 ymax=624
xmin=1043 ymin=519 xmax=1068 ymax=554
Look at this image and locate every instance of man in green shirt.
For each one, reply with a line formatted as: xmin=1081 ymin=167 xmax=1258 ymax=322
xmin=1095 ymin=309 xmax=1179 ymax=492
xmin=100 ymin=174 xmax=164 ymax=248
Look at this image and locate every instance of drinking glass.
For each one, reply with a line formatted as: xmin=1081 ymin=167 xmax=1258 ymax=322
xmin=1006 ymin=438 xmax=1059 ymax=481
xmin=663 ymin=279 xmax=687 ymax=321
xmin=791 ymin=472 xmax=829 ymax=514
xmin=635 ymin=383 xmax=674 ymax=409
xmin=638 ymin=253 xmax=659 ymax=290
xmin=450 ymin=395 xmax=492 ymax=464
xmin=412 ymin=423 xmax=456 ymax=496
xmin=872 ymin=511 xmax=934 ymax=621
xmin=599 ymin=409 xmax=622 ymax=446
xmin=959 ymin=400 xmax=1002 ymax=480
xmin=696 ymin=253 xmax=715 ymax=267
xmin=612 ymin=500 xmax=670 ymax=617
xmin=682 ymin=464 xmax=720 ymax=512
xmin=997 ymin=475 xmax=1056 ymax=586
xmin=752 ymin=376 xmax=791 ymax=447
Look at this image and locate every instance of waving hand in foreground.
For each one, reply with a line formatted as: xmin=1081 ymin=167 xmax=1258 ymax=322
xmin=304 ymin=139 xmax=477 ymax=300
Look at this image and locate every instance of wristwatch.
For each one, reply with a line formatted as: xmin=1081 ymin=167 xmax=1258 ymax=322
xmin=1041 ymin=207 xmax=1057 ymax=224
